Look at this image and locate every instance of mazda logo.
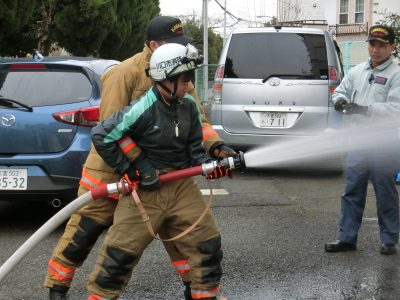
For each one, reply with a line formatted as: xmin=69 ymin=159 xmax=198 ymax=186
xmin=269 ymin=77 xmax=281 ymax=86
xmin=1 ymin=114 xmax=16 ymax=127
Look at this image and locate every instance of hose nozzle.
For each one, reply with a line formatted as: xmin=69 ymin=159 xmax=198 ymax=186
xmin=219 ymin=151 xmax=246 ymax=170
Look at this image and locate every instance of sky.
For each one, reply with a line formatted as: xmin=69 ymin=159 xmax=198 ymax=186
xmin=159 ymin=0 xmax=277 ymax=35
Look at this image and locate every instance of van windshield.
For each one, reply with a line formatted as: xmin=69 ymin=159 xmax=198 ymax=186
xmin=224 ymin=32 xmax=328 ymax=80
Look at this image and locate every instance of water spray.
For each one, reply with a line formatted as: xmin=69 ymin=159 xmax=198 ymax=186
xmin=243 ymin=120 xmax=400 ymax=169
xmin=0 ymin=155 xmax=246 ymax=284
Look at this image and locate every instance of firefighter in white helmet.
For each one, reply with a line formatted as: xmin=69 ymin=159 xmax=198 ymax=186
xmin=87 ymin=43 xmax=229 ymax=300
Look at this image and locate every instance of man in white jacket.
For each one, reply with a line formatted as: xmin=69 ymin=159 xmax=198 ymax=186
xmin=325 ymin=24 xmax=400 ymax=255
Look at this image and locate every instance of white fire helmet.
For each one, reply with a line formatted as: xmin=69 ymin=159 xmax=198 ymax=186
xmin=148 ymin=43 xmax=203 ymax=81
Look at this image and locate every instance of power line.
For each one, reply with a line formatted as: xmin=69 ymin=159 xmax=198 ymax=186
xmin=213 ymin=0 xmax=273 ymax=25
xmin=214 ymin=0 xmax=240 ymax=21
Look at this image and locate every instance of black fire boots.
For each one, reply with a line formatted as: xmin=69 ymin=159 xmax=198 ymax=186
xmin=184 ymin=281 xmax=192 ymax=300
xmin=49 ymin=284 xmax=68 ymax=300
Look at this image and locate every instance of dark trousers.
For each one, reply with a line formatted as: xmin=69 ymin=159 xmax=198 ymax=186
xmin=338 ymin=148 xmax=400 ymax=244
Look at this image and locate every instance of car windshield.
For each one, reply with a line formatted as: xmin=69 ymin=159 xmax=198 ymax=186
xmin=224 ymin=32 xmax=329 ymax=80
xmin=0 ymin=70 xmax=92 ymax=106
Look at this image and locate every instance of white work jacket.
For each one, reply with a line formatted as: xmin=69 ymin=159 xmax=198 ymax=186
xmin=333 ymin=56 xmax=400 ymax=123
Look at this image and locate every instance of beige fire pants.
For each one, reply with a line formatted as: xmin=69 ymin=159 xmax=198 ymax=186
xmin=87 ymin=177 xmax=222 ymax=299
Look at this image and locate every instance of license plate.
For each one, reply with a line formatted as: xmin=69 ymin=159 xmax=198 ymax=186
xmin=260 ymin=112 xmax=287 ymax=127
xmin=0 ymin=169 xmax=27 ymax=190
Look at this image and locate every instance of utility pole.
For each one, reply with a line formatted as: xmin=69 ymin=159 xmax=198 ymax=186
xmin=202 ymin=0 xmax=209 ymax=102
xmin=223 ymin=0 xmax=227 ymax=45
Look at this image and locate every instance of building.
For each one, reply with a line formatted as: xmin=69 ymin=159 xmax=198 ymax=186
xmin=276 ymin=0 xmax=400 ymax=69
xmin=277 ymin=0 xmax=399 ymax=41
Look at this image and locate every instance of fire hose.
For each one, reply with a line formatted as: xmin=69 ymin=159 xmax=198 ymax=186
xmin=0 ymin=153 xmax=245 ymax=283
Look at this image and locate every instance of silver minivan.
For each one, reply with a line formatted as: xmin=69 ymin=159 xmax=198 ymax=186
xmin=211 ymin=26 xmax=344 ymax=155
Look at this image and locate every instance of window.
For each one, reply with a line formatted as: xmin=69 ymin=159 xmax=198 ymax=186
xmin=339 ymin=0 xmax=349 ymax=24
xmin=355 ymin=0 xmax=364 ymax=23
xmin=0 ymin=70 xmax=92 ymax=106
xmin=224 ymin=33 xmax=328 ymax=80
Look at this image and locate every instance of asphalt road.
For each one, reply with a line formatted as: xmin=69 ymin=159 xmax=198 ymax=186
xmin=1 ymin=168 xmax=400 ymax=300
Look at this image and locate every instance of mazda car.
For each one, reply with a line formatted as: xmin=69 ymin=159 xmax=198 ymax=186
xmin=0 ymin=56 xmax=119 ymax=206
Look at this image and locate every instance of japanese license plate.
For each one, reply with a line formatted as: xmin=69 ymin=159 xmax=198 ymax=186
xmin=0 ymin=169 xmax=27 ymax=190
xmin=260 ymin=112 xmax=287 ymax=127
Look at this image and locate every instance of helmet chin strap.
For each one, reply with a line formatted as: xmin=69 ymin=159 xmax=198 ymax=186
xmin=156 ymin=79 xmax=179 ymax=101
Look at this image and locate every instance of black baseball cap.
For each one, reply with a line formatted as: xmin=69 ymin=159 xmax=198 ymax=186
xmin=146 ymin=16 xmax=191 ymax=45
xmin=366 ymin=24 xmax=395 ymax=43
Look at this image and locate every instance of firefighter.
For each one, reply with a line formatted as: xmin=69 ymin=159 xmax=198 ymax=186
xmin=88 ymin=43 xmax=228 ymax=300
xmin=44 ymin=16 xmax=236 ymax=300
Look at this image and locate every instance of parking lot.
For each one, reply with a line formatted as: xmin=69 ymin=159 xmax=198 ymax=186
xmin=1 ymin=168 xmax=400 ymax=299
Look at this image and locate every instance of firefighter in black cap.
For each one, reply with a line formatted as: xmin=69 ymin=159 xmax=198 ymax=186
xmin=88 ymin=42 xmax=228 ymax=300
xmin=45 ymin=15 xmax=236 ymax=300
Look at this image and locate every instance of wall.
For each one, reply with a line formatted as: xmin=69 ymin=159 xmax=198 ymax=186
xmin=325 ymin=0 xmax=337 ymax=25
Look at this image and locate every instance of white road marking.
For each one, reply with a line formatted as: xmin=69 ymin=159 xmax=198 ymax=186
xmin=363 ymin=217 xmax=378 ymax=221
xmin=200 ymin=189 xmax=229 ymax=195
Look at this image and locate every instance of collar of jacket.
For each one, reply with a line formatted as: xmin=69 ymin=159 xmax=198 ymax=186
xmin=366 ymin=55 xmax=394 ymax=71
xmin=143 ymin=43 xmax=152 ymax=64
xmin=152 ymin=85 xmax=181 ymax=109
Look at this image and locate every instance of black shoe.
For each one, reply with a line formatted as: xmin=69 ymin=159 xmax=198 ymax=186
xmin=380 ymin=244 xmax=397 ymax=255
xmin=325 ymin=240 xmax=356 ymax=252
xmin=49 ymin=285 xmax=68 ymax=300
xmin=183 ymin=281 xmax=192 ymax=300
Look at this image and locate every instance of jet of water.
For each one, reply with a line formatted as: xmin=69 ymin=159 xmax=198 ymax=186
xmin=244 ymin=120 xmax=400 ymax=169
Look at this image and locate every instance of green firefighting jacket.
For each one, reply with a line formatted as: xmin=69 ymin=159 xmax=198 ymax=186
xmin=91 ymin=86 xmax=211 ymax=175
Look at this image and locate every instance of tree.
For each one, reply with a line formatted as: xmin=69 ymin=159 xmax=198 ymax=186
xmin=0 ymin=0 xmax=160 ymax=59
xmin=98 ymin=0 xmax=160 ymax=60
xmin=265 ymin=16 xmax=278 ymax=27
xmin=379 ymin=12 xmax=400 ymax=59
xmin=52 ymin=0 xmax=118 ymax=56
xmin=183 ymin=19 xmax=223 ymax=64
xmin=277 ymin=0 xmax=303 ymax=22
xmin=0 ymin=0 xmax=39 ymax=57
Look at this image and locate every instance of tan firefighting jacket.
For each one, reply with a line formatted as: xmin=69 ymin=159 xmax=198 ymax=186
xmin=83 ymin=44 xmax=223 ymax=182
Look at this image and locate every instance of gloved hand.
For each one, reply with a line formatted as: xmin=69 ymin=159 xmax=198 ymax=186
xmin=334 ymin=99 xmax=347 ymax=112
xmin=207 ymin=165 xmax=232 ymax=180
xmin=343 ymin=103 xmax=368 ymax=115
xmin=212 ymin=143 xmax=237 ymax=159
xmin=123 ymin=165 xmax=140 ymax=188
xmin=134 ymin=158 xmax=160 ymax=190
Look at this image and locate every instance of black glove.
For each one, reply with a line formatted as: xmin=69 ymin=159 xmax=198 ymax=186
xmin=212 ymin=143 xmax=237 ymax=159
xmin=343 ymin=103 xmax=368 ymax=115
xmin=125 ymin=165 xmax=139 ymax=181
xmin=334 ymin=99 xmax=347 ymax=112
xmin=207 ymin=165 xmax=232 ymax=180
xmin=122 ymin=165 xmax=140 ymax=189
xmin=134 ymin=158 xmax=160 ymax=190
